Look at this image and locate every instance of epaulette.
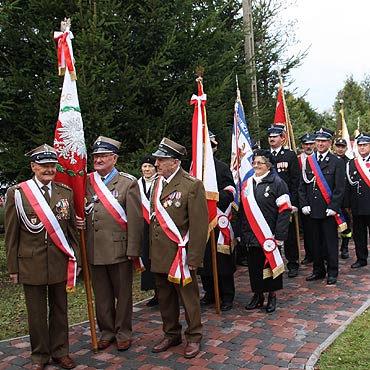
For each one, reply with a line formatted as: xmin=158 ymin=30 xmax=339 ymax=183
xmin=56 ymin=182 xmax=73 ymax=191
xmin=119 ymin=172 xmax=137 ymax=181
xmin=184 ymin=172 xmax=197 ymax=182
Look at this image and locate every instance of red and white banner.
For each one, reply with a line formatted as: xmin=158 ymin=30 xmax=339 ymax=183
xmin=190 ymin=77 xmax=218 ymax=232
xmin=154 ymin=177 xmax=191 ymax=286
xmin=18 ymin=180 xmax=77 ymax=291
xmin=241 ymin=178 xmax=285 ymax=278
xmin=53 ymin=25 xmax=86 ymax=219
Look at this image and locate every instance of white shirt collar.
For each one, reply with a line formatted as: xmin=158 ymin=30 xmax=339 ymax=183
xmin=317 ymin=150 xmax=329 ymax=160
xmin=34 ymin=177 xmax=51 ymax=191
xmin=271 ymin=146 xmax=282 ymax=154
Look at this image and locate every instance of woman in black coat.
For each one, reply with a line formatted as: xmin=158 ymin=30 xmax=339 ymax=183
xmin=237 ymin=150 xmax=291 ymax=313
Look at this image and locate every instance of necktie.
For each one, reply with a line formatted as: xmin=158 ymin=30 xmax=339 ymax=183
xmin=272 ymin=150 xmax=277 ymax=157
xmin=318 ymin=154 xmax=323 ymax=163
xmin=42 ymin=185 xmax=50 ymax=204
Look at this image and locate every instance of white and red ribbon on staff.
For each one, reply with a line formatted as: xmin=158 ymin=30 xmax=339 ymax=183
xmin=18 ymin=180 xmax=77 ymax=292
xmin=53 ymin=29 xmax=76 ymax=80
xmin=90 ymin=172 xmax=145 ymax=272
xmin=154 ymin=177 xmax=191 ymax=286
xmin=241 ymin=178 xmax=285 ymax=279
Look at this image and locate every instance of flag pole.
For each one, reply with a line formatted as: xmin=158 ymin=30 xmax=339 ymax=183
xmin=200 ymin=77 xmax=220 ymax=315
xmin=193 ymin=72 xmax=220 ymax=314
xmin=54 ymin=18 xmax=98 ymax=352
xmin=277 ymin=70 xmax=301 ymax=264
xmin=80 ymin=229 xmax=98 ymax=352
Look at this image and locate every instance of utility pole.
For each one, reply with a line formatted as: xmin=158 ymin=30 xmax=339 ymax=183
xmin=242 ymin=0 xmax=259 ymax=132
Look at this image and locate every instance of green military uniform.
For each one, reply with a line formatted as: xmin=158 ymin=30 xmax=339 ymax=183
xmin=150 ymin=138 xmax=208 ymax=347
xmin=5 ymin=179 xmax=79 ymax=366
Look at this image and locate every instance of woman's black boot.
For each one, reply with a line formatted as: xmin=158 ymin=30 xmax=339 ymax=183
xmin=245 ymin=293 xmax=264 ymax=310
xmin=266 ymin=293 xmax=276 ymax=313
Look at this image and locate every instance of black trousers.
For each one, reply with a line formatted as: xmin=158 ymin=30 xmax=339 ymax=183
xmin=311 ymin=217 xmax=339 ymax=278
xmin=284 ymin=218 xmax=299 ymax=270
xmin=200 ymin=274 xmax=235 ymax=304
xmin=300 ymin=212 xmax=314 ymax=260
xmin=246 ymin=246 xmax=283 ymax=293
xmin=353 ymin=215 xmax=370 ymax=263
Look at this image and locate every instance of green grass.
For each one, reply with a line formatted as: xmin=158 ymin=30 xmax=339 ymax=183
xmin=0 ymin=234 xmax=152 ymax=340
xmin=318 ymin=310 xmax=370 ymax=369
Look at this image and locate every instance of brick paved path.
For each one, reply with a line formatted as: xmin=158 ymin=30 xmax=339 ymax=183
xmin=1 ymin=242 xmax=370 ymax=370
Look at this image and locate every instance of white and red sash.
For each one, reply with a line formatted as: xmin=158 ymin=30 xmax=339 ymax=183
xmin=216 ymin=204 xmax=234 ymax=254
xmin=241 ymin=178 xmax=285 ymax=279
xmin=154 ymin=176 xmax=191 ymax=286
xmin=18 ymin=180 xmax=77 ymax=292
xmin=89 ymin=172 xmax=145 ymax=272
xmin=307 ymin=155 xmax=347 ymax=231
xmin=138 ymin=179 xmax=150 ymax=224
xmin=354 ymin=157 xmax=370 ymax=188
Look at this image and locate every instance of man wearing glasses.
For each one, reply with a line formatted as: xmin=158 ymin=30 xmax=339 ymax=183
xmin=83 ymin=136 xmax=143 ymax=352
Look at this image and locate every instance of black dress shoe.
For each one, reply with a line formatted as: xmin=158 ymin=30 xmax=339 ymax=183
xmin=301 ymin=257 xmax=313 ymax=265
xmin=245 ymin=293 xmax=264 ymax=310
xmin=305 ymin=273 xmax=325 ymax=281
xmin=266 ymin=294 xmax=276 ymax=313
xmin=200 ymin=296 xmax=215 ymax=305
xmin=288 ymin=268 xmax=298 ymax=278
xmin=220 ymin=302 xmax=233 ymax=311
xmin=351 ymin=261 xmax=367 ymax=268
xmin=327 ymin=277 xmax=337 ymax=285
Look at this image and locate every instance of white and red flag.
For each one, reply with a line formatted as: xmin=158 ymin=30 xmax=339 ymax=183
xmin=53 ymin=24 xmax=87 ymax=218
xmin=230 ymin=86 xmax=254 ymax=210
xmin=273 ymin=79 xmax=296 ymax=151
xmin=190 ymin=77 xmax=218 ymax=232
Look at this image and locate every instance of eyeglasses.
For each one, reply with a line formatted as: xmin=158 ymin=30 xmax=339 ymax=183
xmin=252 ymin=161 xmax=267 ymax=166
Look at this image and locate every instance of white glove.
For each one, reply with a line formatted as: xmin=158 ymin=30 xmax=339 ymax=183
xmin=291 ymin=206 xmax=298 ymax=214
xmin=326 ymin=208 xmax=336 ymax=217
xmin=302 ymin=206 xmax=311 ymax=215
xmin=276 ymin=240 xmax=284 ymax=246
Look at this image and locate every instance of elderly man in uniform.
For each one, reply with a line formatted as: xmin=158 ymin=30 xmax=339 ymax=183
xmin=5 ymin=144 xmax=80 ymax=370
xmin=344 ymin=133 xmax=370 ymax=268
xmin=200 ymin=131 xmax=236 ymax=311
xmin=150 ymin=137 xmax=208 ymax=359
xmin=83 ymin=136 xmax=143 ymax=351
xmin=299 ymin=128 xmax=346 ymax=285
xmin=297 ymin=133 xmax=316 ymax=265
xmin=267 ymin=125 xmax=301 ymax=277
xmin=334 ymin=138 xmax=352 ymax=259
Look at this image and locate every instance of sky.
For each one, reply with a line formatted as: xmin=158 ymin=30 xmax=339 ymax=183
xmin=282 ymin=0 xmax=370 ymax=113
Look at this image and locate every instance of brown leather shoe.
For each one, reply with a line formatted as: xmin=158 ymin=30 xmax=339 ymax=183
xmin=184 ymin=342 xmax=200 ymax=359
xmin=117 ymin=340 xmax=131 ymax=351
xmin=97 ymin=339 xmax=113 ymax=350
xmin=52 ymin=355 xmax=76 ymax=369
xmin=31 ymin=364 xmax=45 ymax=370
xmin=151 ymin=336 xmax=182 ymax=353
